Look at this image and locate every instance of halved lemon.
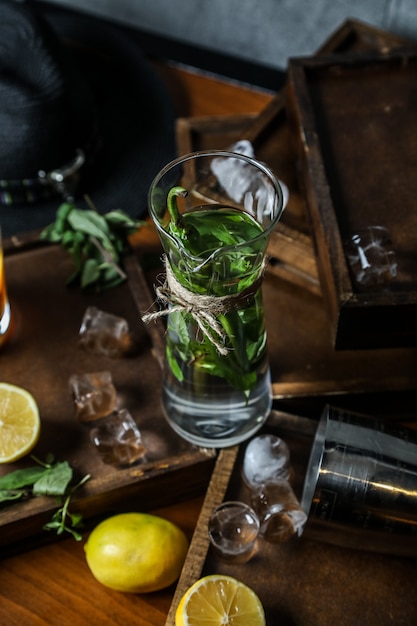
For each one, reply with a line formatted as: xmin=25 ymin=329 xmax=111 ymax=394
xmin=175 ymin=574 xmax=266 ymax=626
xmin=0 ymin=382 xmax=41 ymax=463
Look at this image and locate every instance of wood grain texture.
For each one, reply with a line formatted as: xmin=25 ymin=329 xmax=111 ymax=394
xmin=165 ymin=447 xmax=239 ymax=625
xmin=0 ymin=497 xmax=204 ymax=626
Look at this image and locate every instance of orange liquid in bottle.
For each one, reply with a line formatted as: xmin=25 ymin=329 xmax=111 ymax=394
xmin=0 ymin=244 xmax=13 ymax=347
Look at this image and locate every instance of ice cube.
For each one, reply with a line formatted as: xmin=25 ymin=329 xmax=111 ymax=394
xmin=79 ymin=306 xmax=132 ymax=357
xmin=208 ymin=501 xmax=260 ymax=564
xmin=69 ymin=371 xmax=118 ymax=421
xmin=210 ymin=140 xmax=289 ymax=219
xmin=242 ymin=434 xmax=290 ymax=489
xmin=250 ymin=480 xmax=307 ymax=543
xmin=89 ymin=408 xmax=147 ymax=466
xmin=345 ymin=225 xmax=397 ymax=290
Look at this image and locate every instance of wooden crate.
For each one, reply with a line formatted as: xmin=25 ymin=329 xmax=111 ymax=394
xmin=286 ymin=47 xmax=417 ymax=349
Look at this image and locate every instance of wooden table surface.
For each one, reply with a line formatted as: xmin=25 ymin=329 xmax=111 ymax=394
xmin=1 ymin=63 xmax=274 ymax=626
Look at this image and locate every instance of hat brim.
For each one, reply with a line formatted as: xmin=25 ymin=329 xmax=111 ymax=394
xmin=1 ymin=3 xmax=177 ymax=238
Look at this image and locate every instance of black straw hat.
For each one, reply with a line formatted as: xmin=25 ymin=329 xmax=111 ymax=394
xmin=0 ymin=0 xmax=177 ymax=237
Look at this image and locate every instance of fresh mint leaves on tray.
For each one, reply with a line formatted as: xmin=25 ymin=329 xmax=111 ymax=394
xmin=0 ymin=455 xmax=90 ymax=540
xmin=40 ymin=201 xmax=145 ymax=292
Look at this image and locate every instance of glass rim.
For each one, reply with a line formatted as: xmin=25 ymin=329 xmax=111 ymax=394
xmin=300 ymin=406 xmax=329 ymax=516
xmin=147 ymin=149 xmax=285 ymax=261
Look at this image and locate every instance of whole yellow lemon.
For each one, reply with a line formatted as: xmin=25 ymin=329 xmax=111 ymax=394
xmin=84 ymin=512 xmax=189 ymax=593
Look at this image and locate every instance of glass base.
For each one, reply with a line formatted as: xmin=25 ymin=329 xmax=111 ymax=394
xmin=161 ymin=369 xmax=272 ymax=448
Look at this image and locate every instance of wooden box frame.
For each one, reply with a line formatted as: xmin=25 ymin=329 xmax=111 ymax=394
xmin=287 ymin=48 xmax=417 ymax=349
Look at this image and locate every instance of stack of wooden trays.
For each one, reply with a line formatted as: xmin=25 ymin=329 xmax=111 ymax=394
xmin=167 ymin=20 xmax=417 ymax=626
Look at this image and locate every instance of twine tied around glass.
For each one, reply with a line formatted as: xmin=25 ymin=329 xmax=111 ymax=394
xmin=141 ymin=255 xmax=265 ymax=355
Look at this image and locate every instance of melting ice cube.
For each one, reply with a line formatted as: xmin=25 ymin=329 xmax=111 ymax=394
xmin=208 ymin=501 xmax=260 ymax=563
xmin=69 ymin=371 xmax=118 ymax=421
xmin=89 ymin=408 xmax=146 ymax=466
xmin=345 ymin=225 xmax=397 ymax=289
xmin=242 ymin=434 xmax=291 ymax=489
xmin=250 ymin=480 xmax=307 ymax=543
xmin=79 ymin=306 xmax=132 ymax=357
xmin=210 ymin=140 xmax=289 ymax=223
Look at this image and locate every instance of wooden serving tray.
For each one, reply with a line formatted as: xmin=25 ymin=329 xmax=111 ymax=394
xmin=165 ymin=411 xmax=417 ymax=626
xmin=0 ymin=232 xmax=216 ymax=552
xmin=286 ymin=47 xmax=417 ymax=350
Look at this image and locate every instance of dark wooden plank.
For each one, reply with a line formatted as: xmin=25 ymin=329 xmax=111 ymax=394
xmin=165 ymin=446 xmax=239 ymax=626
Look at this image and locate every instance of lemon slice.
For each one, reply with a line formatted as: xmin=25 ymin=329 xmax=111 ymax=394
xmin=175 ymin=574 xmax=266 ymax=626
xmin=0 ymin=382 xmax=41 ymax=463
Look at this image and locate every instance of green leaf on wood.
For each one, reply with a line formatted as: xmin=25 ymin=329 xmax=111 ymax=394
xmin=40 ymin=199 xmax=146 ymax=292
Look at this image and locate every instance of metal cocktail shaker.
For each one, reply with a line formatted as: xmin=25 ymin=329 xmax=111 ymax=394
xmin=301 ymin=405 xmax=417 ymax=557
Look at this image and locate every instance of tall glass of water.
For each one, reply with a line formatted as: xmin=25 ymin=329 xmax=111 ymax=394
xmin=145 ymin=151 xmax=284 ymax=448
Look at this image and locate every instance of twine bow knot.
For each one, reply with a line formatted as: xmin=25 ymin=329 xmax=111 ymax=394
xmin=141 ymin=256 xmax=264 ymax=356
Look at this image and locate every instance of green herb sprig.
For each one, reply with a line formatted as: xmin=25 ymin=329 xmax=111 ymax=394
xmin=167 ymin=186 xmax=188 ymax=238
xmin=163 ymin=190 xmax=266 ymax=397
xmin=0 ymin=454 xmax=90 ymax=541
xmin=43 ymin=473 xmax=91 ymax=541
xmin=40 ymin=199 xmax=146 ymax=292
